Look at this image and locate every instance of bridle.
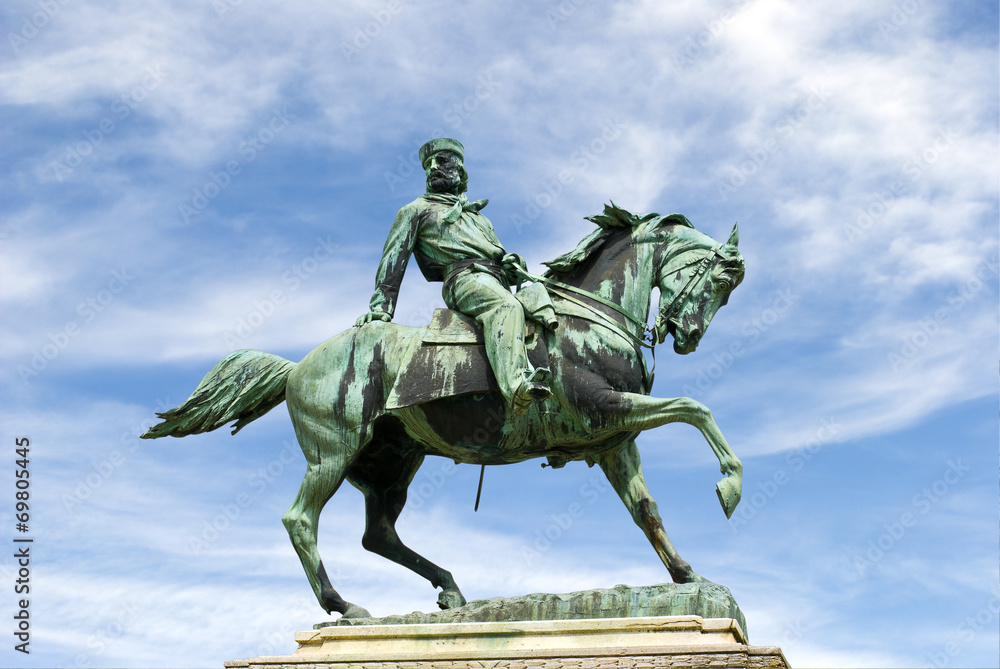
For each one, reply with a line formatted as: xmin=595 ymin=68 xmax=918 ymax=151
xmin=656 ymin=244 xmax=729 ymax=327
xmin=512 ymin=243 xmax=730 ymax=387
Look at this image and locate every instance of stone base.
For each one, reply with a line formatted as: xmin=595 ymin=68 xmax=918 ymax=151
xmin=224 ymin=615 xmax=790 ymax=668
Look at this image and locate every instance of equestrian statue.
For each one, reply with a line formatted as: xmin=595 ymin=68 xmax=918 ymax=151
xmin=142 ymin=139 xmax=747 ymax=618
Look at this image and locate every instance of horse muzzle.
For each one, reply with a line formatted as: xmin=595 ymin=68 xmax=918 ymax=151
xmin=672 ymin=326 xmax=702 ymax=355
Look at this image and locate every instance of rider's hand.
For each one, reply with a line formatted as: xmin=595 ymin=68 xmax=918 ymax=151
xmin=502 ymin=253 xmax=527 ymax=274
xmin=355 ymin=312 xmax=392 ymax=327
xmin=502 ymin=253 xmax=527 ymax=285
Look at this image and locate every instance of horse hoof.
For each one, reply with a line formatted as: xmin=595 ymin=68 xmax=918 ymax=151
xmin=716 ymin=476 xmax=742 ymax=519
xmin=437 ymin=589 xmax=467 ymax=610
xmin=341 ymin=603 xmax=372 ymax=619
xmin=669 ymin=562 xmax=709 ymax=584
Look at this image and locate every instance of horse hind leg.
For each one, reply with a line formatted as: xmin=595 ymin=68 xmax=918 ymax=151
xmin=348 ymin=439 xmax=467 ymax=611
xmin=281 ymin=428 xmax=370 ymax=617
xmin=595 ymin=440 xmax=707 ymax=584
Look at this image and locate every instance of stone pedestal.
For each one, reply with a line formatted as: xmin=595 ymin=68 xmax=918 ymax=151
xmin=224 ymin=615 xmax=790 ymax=668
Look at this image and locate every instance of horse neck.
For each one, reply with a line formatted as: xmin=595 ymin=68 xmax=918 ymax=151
xmin=565 ymin=229 xmax=655 ymax=328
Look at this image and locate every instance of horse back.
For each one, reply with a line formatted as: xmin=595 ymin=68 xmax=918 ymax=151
xmin=284 ymin=313 xmax=548 ymax=439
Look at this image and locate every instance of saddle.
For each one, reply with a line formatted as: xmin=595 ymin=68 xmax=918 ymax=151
xmin=384 ymin=284 xmax=555 ymax=410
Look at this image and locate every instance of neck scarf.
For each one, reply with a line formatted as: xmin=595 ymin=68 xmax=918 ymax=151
xmin=423 ymin=192 xmax=489 ymax=223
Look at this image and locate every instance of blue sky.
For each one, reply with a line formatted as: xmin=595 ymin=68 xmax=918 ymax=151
xmin=1 ymin=0 xmax=997 ymax=667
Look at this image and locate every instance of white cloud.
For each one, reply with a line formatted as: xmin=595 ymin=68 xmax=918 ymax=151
xmin=1 ymin=1 xmax=997 ymax=667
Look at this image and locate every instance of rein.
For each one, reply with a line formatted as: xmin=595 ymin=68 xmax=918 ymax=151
xmin=514 ymin=267 xmax=652 ymax=351
xmin=512 ymin=244 xmax=727 ymax=392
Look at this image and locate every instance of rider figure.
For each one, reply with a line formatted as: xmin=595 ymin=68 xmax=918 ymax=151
xmin=355 ymin=138 xmax=551 ymax=416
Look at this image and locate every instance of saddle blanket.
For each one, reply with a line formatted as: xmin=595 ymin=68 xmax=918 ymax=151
xmin=384 ymin=308 xmax=547 ymax=410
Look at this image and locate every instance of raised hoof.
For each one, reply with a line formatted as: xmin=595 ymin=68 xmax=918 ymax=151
xmin=340 ymin=602 xmax=372 ymax=619
xmin=716 ymin=475 xmax=742 ymax=519
xmin=437 ymin=588 xmax=467 ymax=610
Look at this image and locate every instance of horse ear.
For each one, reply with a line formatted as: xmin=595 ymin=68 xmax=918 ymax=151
xmin=726 ymin=223 xmax=739 ymax=249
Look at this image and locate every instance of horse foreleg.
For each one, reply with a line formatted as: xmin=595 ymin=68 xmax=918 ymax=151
xmin=282 ymin=460 xmax=369 ymax=617
xmin=348 ymin=451 xmax=467 ymax=611
xmin=601 ymin=394 xmax=743 ymax=518
xmin=595 ymin=441 xmax=706 ymax=583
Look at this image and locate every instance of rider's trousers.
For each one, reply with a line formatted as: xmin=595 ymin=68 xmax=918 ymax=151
xmin=443 ymin=268 xmax=530 ymax=408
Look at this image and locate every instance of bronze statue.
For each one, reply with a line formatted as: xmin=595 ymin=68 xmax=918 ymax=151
xmin=143 ymin=145 xmax=746 ymax=618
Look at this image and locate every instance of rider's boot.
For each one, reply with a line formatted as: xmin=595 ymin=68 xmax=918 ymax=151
xmin=511 ymin=367 xmax=551 ymax=416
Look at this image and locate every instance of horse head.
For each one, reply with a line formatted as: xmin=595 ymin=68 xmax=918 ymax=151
xmin=653 ymin=222 xmax=745 ymax=354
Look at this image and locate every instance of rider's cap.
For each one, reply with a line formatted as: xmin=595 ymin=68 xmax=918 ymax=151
xmin=419 ymin=138 xmax=464 ymax=168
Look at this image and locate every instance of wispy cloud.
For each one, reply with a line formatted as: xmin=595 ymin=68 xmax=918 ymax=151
xmin=1 ymin=1 xmax=996 ymax=667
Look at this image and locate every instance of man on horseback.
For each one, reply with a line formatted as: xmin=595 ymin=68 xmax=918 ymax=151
xmin=355 ymin=138 xmax=551 ymax=416
xmin=148 ymin=187 xmax=747 ymax=616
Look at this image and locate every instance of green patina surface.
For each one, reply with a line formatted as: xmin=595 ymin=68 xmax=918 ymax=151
xmin=319 ymin=583 xmax=747 ymax=640
xmin=143 ymin=138 xmax=749 ymax=619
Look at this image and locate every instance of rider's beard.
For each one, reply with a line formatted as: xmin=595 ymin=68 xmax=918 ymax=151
xmin=427 ymin=169 xmax=462 ymax=194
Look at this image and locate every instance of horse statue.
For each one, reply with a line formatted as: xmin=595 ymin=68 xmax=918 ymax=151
xmin=142 ymin=203 xmax=746 ymax=617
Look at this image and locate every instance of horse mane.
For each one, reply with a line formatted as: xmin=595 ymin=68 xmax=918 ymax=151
xmin=542 ymin=202 xmax=694 ymax=278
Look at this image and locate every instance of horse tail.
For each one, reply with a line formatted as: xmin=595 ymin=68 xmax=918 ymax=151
xmin=141 ymin=350 xmax=296 ymax=439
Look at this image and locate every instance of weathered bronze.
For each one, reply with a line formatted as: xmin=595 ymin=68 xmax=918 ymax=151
xmin=321 ymin=583 xmax=747 ymax=635
xmin=143 ymin=151 xmax=746 ymax=618
xmin=356 ymin=138 xmax=550 ymax=417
